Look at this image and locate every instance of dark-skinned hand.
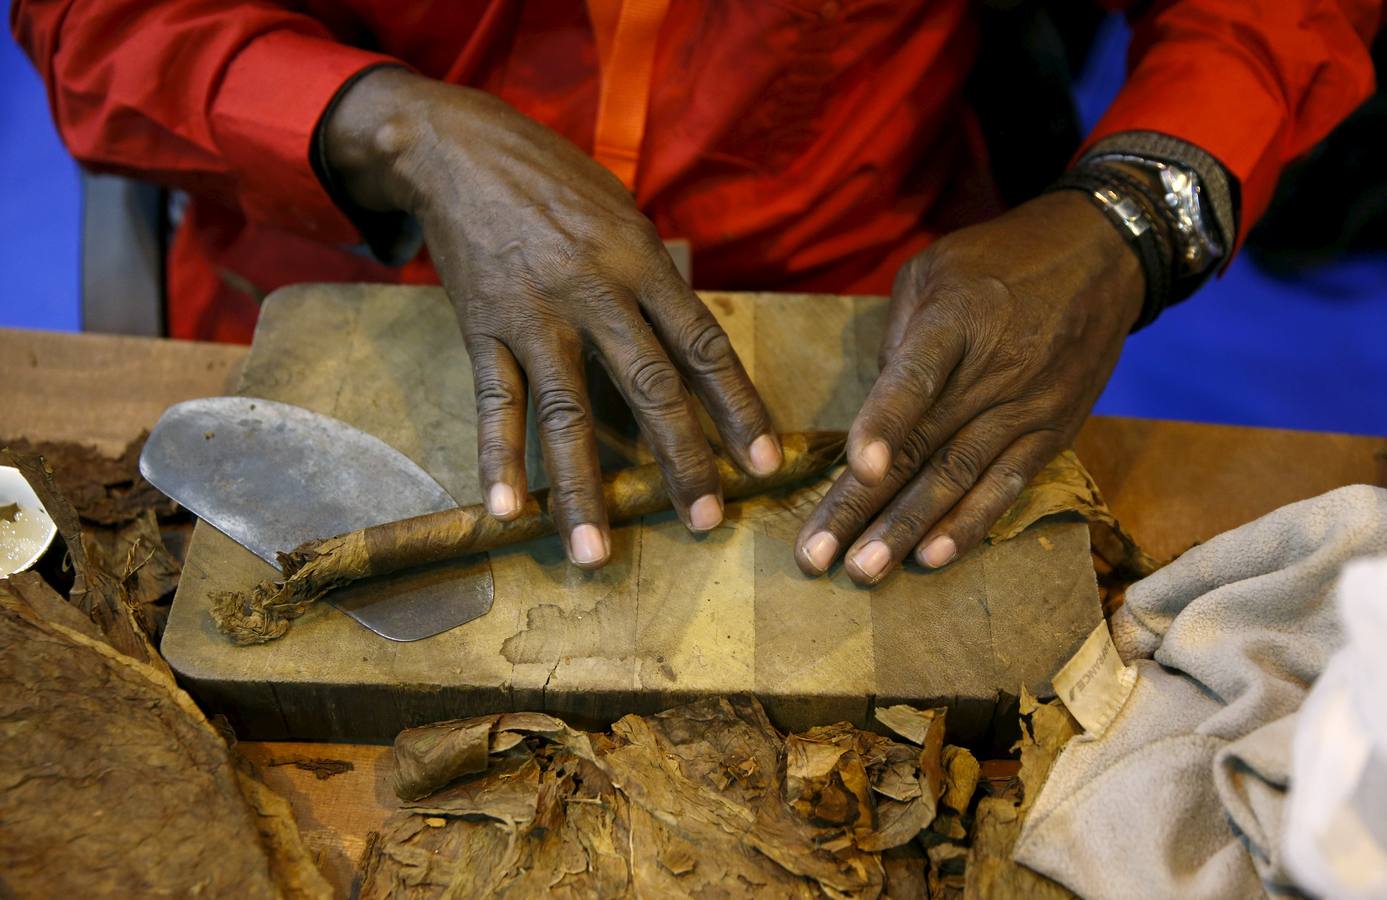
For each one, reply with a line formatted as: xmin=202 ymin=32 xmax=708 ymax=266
xmin=796 ymin=190 xmax=1145 ymax=585
xmin=323 ymin=68 xmax=781 ymax=569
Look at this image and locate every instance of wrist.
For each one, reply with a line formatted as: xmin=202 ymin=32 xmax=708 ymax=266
xmin=1045 ymin=165 xmax=1170 ymax=331
xmin=322 ymin=66 xmax=434 ymax=213
xmin=1060 ymin=190 xmax=1146 ymax=331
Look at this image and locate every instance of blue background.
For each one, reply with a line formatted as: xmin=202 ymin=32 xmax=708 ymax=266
xmin=1 ymin=15 xmax=1383 ymax=434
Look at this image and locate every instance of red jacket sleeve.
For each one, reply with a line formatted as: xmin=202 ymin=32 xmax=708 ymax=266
xmin=1085 ymin=0 xmax=1382 ymax=247
xmin=11 ymin=0 xmax=401 ymax=244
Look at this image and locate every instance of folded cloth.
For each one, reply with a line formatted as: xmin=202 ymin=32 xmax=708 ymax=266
xmin=1284 ymin=555 xmax=1387 ymax=898
xmin=1013 ymin=485 xmax=1387 ymax=899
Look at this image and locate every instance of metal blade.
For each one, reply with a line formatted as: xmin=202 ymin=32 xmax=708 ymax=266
xmin=140 ymin=396 xmax=492 ymax=641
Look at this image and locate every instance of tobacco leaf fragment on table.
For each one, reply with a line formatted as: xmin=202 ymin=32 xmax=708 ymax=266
xmin=0 ymin=572 xmax=329 ymax=899
xmin=988 ymin=449 xmax=1161 ymax=582
xmin=362 ymin=696 xmax=978 ymax=899
xmin=1 ymin=432 xmax=176 ymax=525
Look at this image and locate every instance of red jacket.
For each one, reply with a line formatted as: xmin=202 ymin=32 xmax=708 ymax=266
xmin=13 ymin=0 xmax=1381 ymax=343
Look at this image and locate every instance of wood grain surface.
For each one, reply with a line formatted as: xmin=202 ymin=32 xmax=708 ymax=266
xmin=0 ymin=327 xmax=244 ymax=454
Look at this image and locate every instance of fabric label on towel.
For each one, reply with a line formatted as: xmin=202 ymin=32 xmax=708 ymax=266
xmin=1052 ymin=620 xmax=1137 ymax=739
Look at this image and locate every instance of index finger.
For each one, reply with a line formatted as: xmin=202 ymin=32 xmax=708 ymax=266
xmin=847 ymin=302 xmax=965 ymax=487
xmin=638 ymin=272 xmax=782 ymax=478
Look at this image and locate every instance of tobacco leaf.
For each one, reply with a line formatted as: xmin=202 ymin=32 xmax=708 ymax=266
xmin=394 ymin=716 xmax=499 ymax=801
xmin=881 ymin=843 xmax=928 ymax=899
xmin=1 ymin=432 xmax=175 ymax=526
xmin=988 ymin=450 xmax=1160 ymax=581
xmin=402 ymin=750 xmax=544 ymax=826
xmin=83 ymin=508 xmax=182 ymax=640
xmin=392 ymin=712 xmax=595 ymax=802
xmin=927 ymin=842 xmax=969 ymax=900
xmin=3 ymin=448 xmax=165 ymax=673
xmin=962 ymin=798 xmax=1073 ymax=900
xmin=0 ymin=579 xmax=328 ymax=898
xmin=941 ymin=745 xmax=981 ymax=814
xmin=1014 ymin=687 xmax=1080 ymax=819
xmin=874 ymin=704 xmax=943 ymax=747
xmin=1 ymin=570 xmax=102 ymax=641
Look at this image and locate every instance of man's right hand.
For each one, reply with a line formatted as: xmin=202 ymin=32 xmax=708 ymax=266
xmin=322 ymin=68 xmax=780 ymax=569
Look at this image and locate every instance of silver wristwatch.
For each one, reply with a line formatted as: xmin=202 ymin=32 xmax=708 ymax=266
xmin=1091 ymin=153 xmax=1225 ymax=277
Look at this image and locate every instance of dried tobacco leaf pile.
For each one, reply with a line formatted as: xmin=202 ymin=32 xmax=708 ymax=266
xmin=1 ymin=433 xmax=175 ymax=525
xmin=360 ymin=696 xmax=1076 ymax=899
xmin=2 ymin=433 xmax=186 ymax=640
xmin=0 ymin=449 xmax=328 ymax=899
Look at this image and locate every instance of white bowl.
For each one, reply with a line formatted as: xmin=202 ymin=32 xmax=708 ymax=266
xmin=0 ymin=465 xmax=59 ymax=577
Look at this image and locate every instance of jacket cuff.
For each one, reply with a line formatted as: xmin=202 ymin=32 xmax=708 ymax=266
xmin=210 ymin=30 xmax=400 ymax=244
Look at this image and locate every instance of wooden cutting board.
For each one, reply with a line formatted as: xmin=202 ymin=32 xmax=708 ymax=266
xmin=162 ymin=285 xmax=1100 ymax=742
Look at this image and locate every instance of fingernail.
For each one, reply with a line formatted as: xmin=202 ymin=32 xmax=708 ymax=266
xmin=748 ymin=434 xmax=782 ymax=476
xmin=569 ymin=524 xmax=608 ymax=565
xmin=801 ymin=531 xmax=838 ymax=573
xmin=858 ymin=440 xmax=891 ymax=481
xmin=689 ymin=494 xmax=723 ymax=531
xmin=918 ymin=535 xmax=957 ymax=569
xmin=487 ymin=483 xmax=518 ymax=518
xmin=850 ymin=540 xmax=892 ymax=581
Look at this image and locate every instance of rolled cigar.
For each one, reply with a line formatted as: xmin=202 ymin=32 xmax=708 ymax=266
xmin=211 ymin=431 xmax=845 ymax=645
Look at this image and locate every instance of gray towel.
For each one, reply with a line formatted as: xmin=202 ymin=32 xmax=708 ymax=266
xmin=1014 ymin=485 xmax=1387 ymax=899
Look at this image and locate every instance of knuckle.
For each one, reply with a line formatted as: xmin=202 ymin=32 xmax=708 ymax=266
xmin=896 ymin=428 xmax=933 ymax=474
xmin=824 ymin=487 xmax=879 ymax=531
xmin=887 ymin=355 xmax=940 ymax=399
xmin=549 ymin=479 xmax=597 ymax=516
xmin=627 ymin=355 xmax=686 ymax=412
xmin=863 ymin=408 xmax=915 ymax=455
xmin=682 ymin=319 xmax=737 ymax=373
xmin=473 ymin=372 xmax=523 ymax=416
xmin=985 ymin=458 xmax=1031 ymax=503
xmin=881 ymin=505 xmax=931 ymax=545
xmin=534 ymin=385 xmax=588 ymax=440
xmin=477 ymin=433 xmax=519 ymax=466
xmin=892 ymin=252 xmax=931 ymax=297
xmin=662 ymin=445 xmax=716 ymax=486
xmin=932 ymin=442 xmax=983 ymax=493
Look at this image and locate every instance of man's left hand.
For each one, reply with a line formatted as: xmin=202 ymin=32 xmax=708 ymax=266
xmin=796 ymin=190 xmax=1144 ymax=584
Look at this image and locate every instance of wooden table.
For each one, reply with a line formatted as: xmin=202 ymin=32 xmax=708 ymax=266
xmin=4 ymin=323 xmax=1384 ymax=896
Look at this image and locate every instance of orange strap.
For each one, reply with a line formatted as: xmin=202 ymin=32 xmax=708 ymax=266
xmin=586 ymin=0 xmax=670 ymax=192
